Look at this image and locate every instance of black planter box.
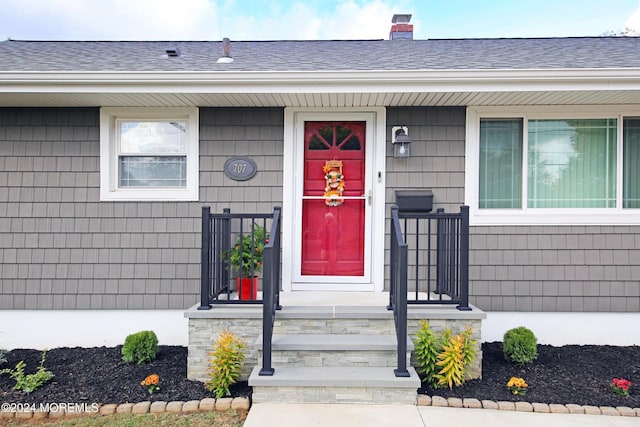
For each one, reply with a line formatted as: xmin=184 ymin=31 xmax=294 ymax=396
xmin=395 ymin=190 xmax=434 ymax=213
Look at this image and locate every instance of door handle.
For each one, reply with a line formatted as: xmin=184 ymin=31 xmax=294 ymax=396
xmin=360 ymin=191 xmax=372 ymax=206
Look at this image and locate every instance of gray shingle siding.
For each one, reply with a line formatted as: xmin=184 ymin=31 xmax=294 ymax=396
xmin=1 ymin=105 xmax=638 ymax=312
xmin=470 ymin=226 xmax=640 ymax=312
xmin=386 ymin=107 xmax=466 ymax=215
xmin=386 ymin=107 xmax=640 ymax=312
xmin=0 ymin=107 xmax=284 ymax=309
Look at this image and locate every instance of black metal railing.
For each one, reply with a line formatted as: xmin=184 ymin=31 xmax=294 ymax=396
xmin=390 ymin=205 xmax=470 ymax=311
xmin=388 ymin=205 xmax=409 ymax=378
xmin=199 ymin=207 xmax=280 ymax=309
xmin=388 ymin=204 xmax=470 ymax=377
xmin=259 ymin=206 xmax=282 ymax=376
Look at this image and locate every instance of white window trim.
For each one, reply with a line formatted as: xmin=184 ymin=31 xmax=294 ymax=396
xmin=465 ymin=105 xmax=640 ymax=225
xmin=100 ymin=107 xmax=199 ymax=201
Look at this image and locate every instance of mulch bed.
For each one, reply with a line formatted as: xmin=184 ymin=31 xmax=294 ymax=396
xmin=0 ymin=346 xmax=248 ymax=405
xmin=419 ymin=342 xmax=640 ymax=408
xmin=1 ymin=343 xmax=638 ymax=408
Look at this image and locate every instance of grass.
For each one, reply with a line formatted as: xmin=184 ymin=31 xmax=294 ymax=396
xmin=2 ymin=410 xmax=246 ymax=426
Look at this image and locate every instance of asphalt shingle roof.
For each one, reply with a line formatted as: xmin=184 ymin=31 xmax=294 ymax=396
xmin=0 ymin=37 xmax=639 ymax=73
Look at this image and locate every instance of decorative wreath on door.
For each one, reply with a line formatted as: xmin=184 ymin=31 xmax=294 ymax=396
xmin=323 ymin=160 xmax=345 ymax=207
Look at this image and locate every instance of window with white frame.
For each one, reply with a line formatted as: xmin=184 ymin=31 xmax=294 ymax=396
xmin=100 ymin=107 xmax=199 ymax=201
xmin=466 ymin=107 xmax=640 ymax=224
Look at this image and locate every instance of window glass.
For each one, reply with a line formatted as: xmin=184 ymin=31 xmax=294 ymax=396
xmin=119 ymin=121 xmax=186 ymax=153
xmin=308 ymin=125 xmax=361 ymax=150
xmin=308 ymin=135 xmax=330 ymax=150
xmin=119 ymin=156 xmax=186 ymax=187
xmin=624 ymin=118 xmax=640 ymax=208
xmin=118 ymin=120 xmax=187 ymax=188
xmin=527 ymin=119 xmax=616 ymax=208
xmin=479 ymin=119 xmax=522 ymax=208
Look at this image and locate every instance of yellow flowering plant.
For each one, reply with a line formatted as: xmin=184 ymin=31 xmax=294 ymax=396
xmin=205 ymin=331 xmax=246 ymax=398
xmin=140 ymin=373 xmax=160 ymax=395
xmin=507 ymin=376 xmax=528 ymax=395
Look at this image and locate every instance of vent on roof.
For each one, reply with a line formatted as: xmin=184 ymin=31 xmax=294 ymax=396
xmin=165 ymin=49 xmax=180 ymax=57
xmin=390 ymin=14 xmax=413 ymax=40
xmin=217 ymin=37 xmax=233 ymax=63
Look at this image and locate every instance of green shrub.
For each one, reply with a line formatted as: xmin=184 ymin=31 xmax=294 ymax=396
xmin=413 ymin=320 xmax=477 ymax=389
xmin=414 ymin=320 xmax=440 ymax=385
xmin=121 ymin=330 xmax=159 ymax=364
xmin=503 ymin=326 xmax=538 ymax=365
xmin=205 ymin=331 xmax=246 ymax=398
xmin=0 ymin=349 xmax=6 ymax=365
xmin=0 ymin=350 xmax=54 ymax=394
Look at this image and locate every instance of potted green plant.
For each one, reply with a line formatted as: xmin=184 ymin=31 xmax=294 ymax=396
xmin=224 ymin=225 xmax=268 ymax=300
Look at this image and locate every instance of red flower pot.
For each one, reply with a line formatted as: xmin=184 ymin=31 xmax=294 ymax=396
xmin=236 ymin=276 xmax=258 ymax=301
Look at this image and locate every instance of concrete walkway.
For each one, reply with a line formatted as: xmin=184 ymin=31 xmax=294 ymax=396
xmin=243 ymin=404 xmax=640 ymax=427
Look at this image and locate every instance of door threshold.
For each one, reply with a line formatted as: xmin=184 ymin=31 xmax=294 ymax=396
xmin=279 ymin=291 xmax=388 ymax=307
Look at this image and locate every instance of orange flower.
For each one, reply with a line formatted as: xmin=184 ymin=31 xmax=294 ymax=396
xmin=507 ymin=377 xmax=528 ymax=395
xmin=141 ymin=374 xmax=160 ymax=395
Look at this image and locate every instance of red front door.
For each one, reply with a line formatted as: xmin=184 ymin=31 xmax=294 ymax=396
xmin=301 ymin=121 xmax=366 ymax=276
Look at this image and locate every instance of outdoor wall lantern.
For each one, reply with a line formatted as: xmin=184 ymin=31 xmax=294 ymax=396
xmin=392 ymin=126 xmax=411 ymax=158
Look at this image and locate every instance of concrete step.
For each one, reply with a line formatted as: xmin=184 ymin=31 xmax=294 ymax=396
xmin=273 ymin=305 xmax=397 ymax=335
xmin=255 ymin=334 xmax=413 ymax=367
xmin=249 ymin=366 xmax=421 ymax=404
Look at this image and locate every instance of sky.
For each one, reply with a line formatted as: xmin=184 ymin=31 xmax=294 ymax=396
xmin=1 ymin=0 xmax=640 ymax=41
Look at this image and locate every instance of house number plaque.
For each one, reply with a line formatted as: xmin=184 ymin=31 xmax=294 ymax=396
xmin=224 ymin=157 xmax=258 ymax=181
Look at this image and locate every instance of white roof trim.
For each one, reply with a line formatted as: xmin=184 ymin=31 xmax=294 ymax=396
xmin=2 ymin=68 xmax=640 ymax=95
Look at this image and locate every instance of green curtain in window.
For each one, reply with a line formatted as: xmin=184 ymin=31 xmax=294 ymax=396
xmin=479 ymin=119 xmax=523 ymax=208
xmin=528 ymin=119 xmax=616 ymax=208
xmin=624 ymin=118 xmax=640 ymax=208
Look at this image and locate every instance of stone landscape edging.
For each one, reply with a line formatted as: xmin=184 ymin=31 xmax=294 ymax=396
xmin=0 ymin=396 xmax=250 ymax=421
xmin=418 ymin=394 xmax=640 ymax=417
xmin=3 ymin=394 xmax=639 ymax=420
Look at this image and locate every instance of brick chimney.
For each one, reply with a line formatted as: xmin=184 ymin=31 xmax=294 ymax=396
xmin=389 ymin=14 xmax=413 ymax=40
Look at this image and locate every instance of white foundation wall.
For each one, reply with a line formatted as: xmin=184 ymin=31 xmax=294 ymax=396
xmin=0 ymin=310 xmax=188 ymax=350
xmin=482 ymin=312 xmax=640 ymax=346
xmin=1 ymin=310 xmax=639 ymax=349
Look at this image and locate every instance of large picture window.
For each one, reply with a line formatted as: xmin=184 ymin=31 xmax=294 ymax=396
xmin=100 ymin=107 xmax=199 ymax=201
xmin=479 ymin=119 xmax=522 ymax=208
xmin=623 ymin=117 xmax=640 ymax=209
xmin=468 ymin=107 xmax=640 ymax=224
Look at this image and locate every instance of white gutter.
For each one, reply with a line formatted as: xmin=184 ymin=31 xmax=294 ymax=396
xmin=1 ymin=68 xmax=640 ymax=94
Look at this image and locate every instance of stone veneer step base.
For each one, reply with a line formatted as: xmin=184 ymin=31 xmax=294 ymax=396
xmin=249 ymin=366 xmax=421 ymax=404
xmin=256 ymin=333 xmax=413 ymax=368
xmin=261 ymin=333 xmax=413 ymax=351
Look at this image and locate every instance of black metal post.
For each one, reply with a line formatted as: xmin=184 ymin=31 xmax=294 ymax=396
xmin=435 ymin=208 xmax=445 ymax=295
xmin=392 ymin=206 xmax=409 ymax=377
xmin=394 ymin=243 xmax=409 ymax=377
xmin=273 ymin=206 xmax=282 ymax=311
xmin=222 ymin=208 xmax=231 ymax=298
xmin=387 ymin=206 xmax=399 ymax=311
xmin=447 ymin=216 xmax=455 ymax=297
xmin=198 ymin=206 xmax=211 ymax=310
xmin=426 ymin=217 xmax=433 ymax=297
xmin=259 ymin=242 xmax=275 ymax=376
xmin=414 ymin=216 xmax=420 ymax=301
xmin=457 ymin=205 xmax=471 ymax=311
xmin=260 ymin=206 xmax=281 ymax=375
